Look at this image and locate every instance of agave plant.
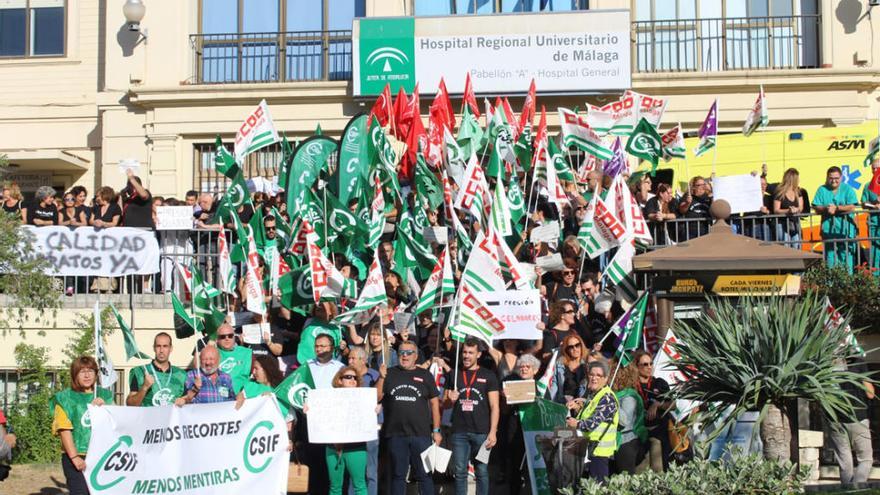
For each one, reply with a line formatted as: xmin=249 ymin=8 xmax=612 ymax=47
xmin=669 ymin=291 xmax=871 ymax=461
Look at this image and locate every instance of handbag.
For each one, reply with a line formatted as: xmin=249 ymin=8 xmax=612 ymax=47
xmin=286 ymin=446 xmax=309 ymax=493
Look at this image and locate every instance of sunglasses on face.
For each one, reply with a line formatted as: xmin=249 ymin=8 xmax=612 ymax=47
xmin=265 ymin=226 xmax=276 ymax=231
xmin=341 ymin=374 xmax=357 ymax=380
xmin=218 ymin=334 xmax=235 ymax=340
xmin=639 ymin=362 xmax=652 ymax=367
xmin=563 ymin=309 xmax=575 ymax=314
xmin=566 ymin=343 xmax=582 ymax=350
xmin=398 ymin=349 xmax=416 ymax=356
xmin=64 ymin=197 xmax=75 ymax=203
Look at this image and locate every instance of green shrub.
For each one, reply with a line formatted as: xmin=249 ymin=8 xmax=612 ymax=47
xmin=802 ymin=263 xmax=880 ymax=333
xmin=6 ymin=344 xmax=59 ymax=463
xmin=562 ymin=455 xmax=811 ymax=495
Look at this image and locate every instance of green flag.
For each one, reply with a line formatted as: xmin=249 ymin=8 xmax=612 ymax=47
xmin=367 ymin=119 xmax=401 ymax=203
xmin=285 ymin=136 xmax=337 ymax=217
xmin=211 ymin=173 xmax=252 ymax=225
xmin=335 ymin=114 xmax=369 ymax=205
xmin=278 ymin=136 xmax=294 ymax=192
xmin=546 ymin=137 xmax=575 ymax=182
xmin=214 ymin=135 xmax=240 ymax=179
xmin=507 ymin=178 xmax=526 ymax=233
xmin=109 ymin=303 xmax=149 ymax=360
xmin=625 ymin=118 xmax=663 ymax=172
xmin=457 ymin=105 xmax=484 ymax=159
xmin=326 ymin=191 xmax=369 ymax=252
xmin=249 ymin=206 xmax=266 ymax=252
xmin=514 ymin=123 xmax=533 ymax=172
xmin=190 ymin=264 xmax=225 ymax=340
xmin=298 ymin=188 xmax=326 ymax=247
xmin=414 ymin=154 xmax=443 ymax=210
xmin=279 ymin=267 xmax=314 ymax=309
xmin=393 ymin=207 xmax=437 ymax=280
xmin=274 ymin=364 xmax=315 ymax=411
xmin=611 ymin=293 xmax=649 ymax=367
xmin=171 ymin=292 xmax=198 ymax=339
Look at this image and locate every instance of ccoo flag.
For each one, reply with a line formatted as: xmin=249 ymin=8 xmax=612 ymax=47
xmin=694 ymin=100 xmax=718 ymax=157
xmin=234 ymin=99 xmax=280 ymax=163
xmin=742 ymin=86 xmax=769 ymax=137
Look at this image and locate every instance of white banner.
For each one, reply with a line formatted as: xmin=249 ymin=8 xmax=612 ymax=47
xmin=155 ymin=206 xmax=194 ymax=231
xmin=85 ymin=396 xmax=288 ymax=495
xmin=22 ymin=226 xmax=160 ymax=277
xmin=478 ymin=289 xmax=542 ymax=341
xmin=306 ymin=388 xmax=379 ymax=444
xmin=711 ymin=174 xmax=763 ymax=214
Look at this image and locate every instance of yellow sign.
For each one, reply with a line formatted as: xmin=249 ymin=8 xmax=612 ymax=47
xmin=668 ymin=278 xmax=705 ymax=294
xmin=710 ymin=275 xmax=800 ymax=296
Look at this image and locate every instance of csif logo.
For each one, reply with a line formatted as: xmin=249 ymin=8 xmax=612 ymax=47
xmin=90 ymin=435 xmax=137 ymax=491
xmin=219 ymin=356 xmax=237 ymax=373
xmin=827 ymin=139 xmax=865 ymax=151
xmin=242 ymin=421 xmax=281 ymax=474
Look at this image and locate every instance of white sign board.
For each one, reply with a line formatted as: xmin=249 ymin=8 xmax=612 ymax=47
xmin=118 ymin=158 xmax=141 ymax=175
xmin=711 ymin=174 xmax=763 ymax=214
xmin=353 ymin=10 xmax=631 ymax=96
xmin=3 ymin=171 xmax=51 ymax=191
xmin=535 ymin=253 xmax=565 ymax=272
xmin=423 ymin=226 xmax=448 ymax=245
xmin=478 ymin=289 xmax=542 ymax=341
xmin=242 ymin=323 xmax=270 ymax=345
xmin=85 ymin=397 xmax=289 ymax=495
xmin=306 ymin=388 xmax=379 ymax=444
xmin=155 ymin=206 xmax=194 ymax=231
xmin=20 ymin=226 xmax=160 ymax=277
xmin=530 ymin=222 xmax=560 ymax=244
xmin=393 ymin=312 xmax=414 ymax=334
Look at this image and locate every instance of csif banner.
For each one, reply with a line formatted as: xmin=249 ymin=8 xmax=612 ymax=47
xmin=85 ymin=396 xmax=288 ymax=495
xmin=20 ymin=226 xmax=160 ymax=277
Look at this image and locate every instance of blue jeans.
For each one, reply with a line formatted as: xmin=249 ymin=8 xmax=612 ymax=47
xmin=451 ymin=432 xmax=489 ymax=495
xmin=387 ymin=436 xmax=433 ymax=495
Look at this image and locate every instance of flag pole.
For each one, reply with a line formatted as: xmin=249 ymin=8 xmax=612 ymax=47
xmin=453 ymin=339 xmax=461 ymax=390
xmin=711 ymin=98 xmax=719 ymax=177
xmin=609 ymin=356 xmax=625 ymax=389
xmin=681 ymin=122 xmax=690 ymax=195
xmin=94 ymin=300 xmax=99 ymax=399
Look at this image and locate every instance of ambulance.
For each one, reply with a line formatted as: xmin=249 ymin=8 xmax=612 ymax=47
xmin=643 ymin=122 xmax=878 ymax=252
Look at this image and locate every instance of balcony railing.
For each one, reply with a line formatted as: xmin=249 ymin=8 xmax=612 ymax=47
xmin=634 ymin=15 xmax=821 ymax=73
xmin=190 ymin=30 xmax=353 ymax=84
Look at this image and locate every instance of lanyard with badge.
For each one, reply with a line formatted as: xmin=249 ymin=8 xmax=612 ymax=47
xmin=460 ymin=370 xmax=478 ymax=412
xmin=148 ymin=362 xmax=172 ymax=392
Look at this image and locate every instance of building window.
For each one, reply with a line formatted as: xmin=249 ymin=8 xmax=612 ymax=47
xmin=414 ymin=0 xmax=587 ymax=16
xmin=0 ymin=0 xmax=65 ymax=58
xmin=634 ymin=0 xmax=819 ymax=72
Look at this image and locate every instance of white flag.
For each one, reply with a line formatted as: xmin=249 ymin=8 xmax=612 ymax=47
xmin=218 ymin=225 xmax=236 ymax=296
xmin=742 ymin=86 xmax=768 ymax=137
xmin=234 ymin=99 xmax=280 ymax=163
xmin=244 ymin=225 xmax=267 ymax=316
xmin=94 ymin=301 xmax=118 ymax=388
xmin=336 ymin=250 xmax=387 ymax=325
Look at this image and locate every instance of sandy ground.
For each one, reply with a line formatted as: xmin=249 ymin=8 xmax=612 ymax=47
xmin=3 ymin=463 xmax=67 ymax=495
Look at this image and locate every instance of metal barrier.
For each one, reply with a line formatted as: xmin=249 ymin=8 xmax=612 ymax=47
xmin=190 ymin=30 xmax=353 ymax=84
xmin=633 ymin=15 xmax=821 ymax=73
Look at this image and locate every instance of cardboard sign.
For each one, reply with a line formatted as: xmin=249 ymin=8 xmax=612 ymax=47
xmin=306 ymin=388 xmax=379 ymax=444
xmin=423 ymin=226 xmax=448 ymax=244
xmin=503 ymin=379 xmax=537 ymax=404
xmin=530 ymin=222 xmax=560 ymax=243
xmin=711 ymin=174 xmax=763 ymax=214
xmin=478 ymin=289 xmax=542 ymax=341
xmin=242 ymin=322 xmax=269 ymax=345
xmin=155 ymin=206 xmax=194 ymax=230
xmin=393 ymin=312 xmax=414 ymax=334
xmin=535 ymin=253 xmax=566 ymax=272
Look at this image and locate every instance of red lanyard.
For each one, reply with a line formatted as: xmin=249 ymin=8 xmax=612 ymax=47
xmin=461 ymin=370 xmax=478 ymax=400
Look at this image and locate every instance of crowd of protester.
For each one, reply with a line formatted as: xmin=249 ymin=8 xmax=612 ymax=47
xmin=11 ymin=157 xmax=878 ymax=494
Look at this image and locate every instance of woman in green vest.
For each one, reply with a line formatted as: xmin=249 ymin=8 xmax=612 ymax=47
xmin=50 ymin=356 xmax=113 ymax=495
xmin=565 ymin=360 xmax=619 ymax=483
xmin=611 ymin=361 xmax=648 ymax=474
xmin=238 ymin=354 xmax=294 ymax=452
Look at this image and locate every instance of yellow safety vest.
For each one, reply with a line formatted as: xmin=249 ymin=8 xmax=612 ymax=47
xmin=576 ymin=385 xmax=619 ymax=458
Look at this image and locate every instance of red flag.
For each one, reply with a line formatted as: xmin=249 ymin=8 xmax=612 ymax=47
xmin=426 ymin=111 xmax=445 ymax=167
xmin=429 ymin=77 xmax=456 ymax=131
xmin=519 ymin=79 xmax=536 ymax=131
xmin=392 ymin=86 xmax=409 ymax=138
xmin=462 ymin=73 xmax=481 ymax=119
xmin=398 ymin=84 xmax=420 ymax=140
xmin=369 ymin=83 xmax=393 ymax=128
xmin=533 ymin=105 xmax=548 ymax=149
xmin=401 ymin=90 xmax=425 ymax=180
xmin=501 ymin=97 xmax=520 ymax=139
xmin=871 ymin=166 xmax=880 ymax=196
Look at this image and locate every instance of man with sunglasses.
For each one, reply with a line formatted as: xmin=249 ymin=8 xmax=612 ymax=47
xmin=215 ymin=324 xmax=253 ymax=394
xmin=376 ymin=340 xmax=441 ymax=495
xmin=444 ymin=338 xmax=499 ymax=495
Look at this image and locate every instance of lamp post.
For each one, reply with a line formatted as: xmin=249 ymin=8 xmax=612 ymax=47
xmin=122 ymin=0 xmax=146 ymax=33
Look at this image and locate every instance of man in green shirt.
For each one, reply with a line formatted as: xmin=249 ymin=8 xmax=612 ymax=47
xmin=813 ymin=166 xmax=859 ymax=273
xmin=216 ymin=324 xmax=253 ymax=394
xmin=126 ymin=332 xmax=186 ymax=407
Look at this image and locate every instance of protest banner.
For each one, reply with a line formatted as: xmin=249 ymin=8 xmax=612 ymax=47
xmin=653 ymin=328 xmax=698 ymax=421
xmin=84 ymin=396 xmax=288 ymax=495
xmin=478 ymin=289 xmax=542 ymax=341
xmin=503 ymin=380 xmax=536 ymax=404
xmin=711 ymin=174 xmax=763 ymax=214
xmin=305 ymin=388 xmax=379 ymax=444
xmin=155 ymin=206 xmax=194 ymax=231
xmin=21 ymin=226 xmax=160 ymax=277
xmin=519 ymin=398 xmax=569 ymax=495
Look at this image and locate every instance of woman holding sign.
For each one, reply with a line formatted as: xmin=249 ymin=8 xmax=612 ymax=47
xmin=50 ymin=356 xmax=113 ymax=495
xmin=305 ymin=366 xmax=370 ymax=495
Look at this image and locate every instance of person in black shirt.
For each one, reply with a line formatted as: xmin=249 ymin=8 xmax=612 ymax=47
xmin=542 ymin=301 xmax=577 ymax=361
xmin=376 ymin=340 xmax=440 ymax=495
xmin=444 ymin=338 xmax=499 ymax=495
xmin=90 ymin=187 xmax=122 ymax=228
xmin=59 ymin=192 xmax=87 ymax=227
xmin=633 ymin=350 xmax=673 ymax=472
xmin=27 ymin=186 xmax=58 ymax=226
xmin=676 ymin=176 xmax=712 ymax=240
xmin=120 ymin=169 xmax=154 ymax=229
xmin=1 ymin=183 xmax=23 ymax=221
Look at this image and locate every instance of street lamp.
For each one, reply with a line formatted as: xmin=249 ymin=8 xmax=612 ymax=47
xmin=123 ymin=0 xmax=146 ymax=33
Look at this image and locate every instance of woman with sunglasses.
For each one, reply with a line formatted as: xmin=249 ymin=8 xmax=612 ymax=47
xmin=632 ymin=350 xmax=673 ymax=472
xmin=548 ymin=334 xmax=587 ymax=404
xmin=60 ymin=192 xmax=87 ymax=227
xmin=565 ymin=361 xmax=619 ymax=483
xmin=541 ymin=302 xmax=578 ymax=361
xmin=306 ymin=366 xmax=371 ymax=495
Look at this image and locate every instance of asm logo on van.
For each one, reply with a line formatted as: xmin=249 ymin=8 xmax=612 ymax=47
xmin=827 ymin=139 xmax=865 ymax=151
xmin=357 ymin=18 xmax=416 ymax=96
